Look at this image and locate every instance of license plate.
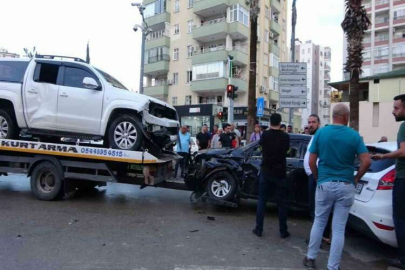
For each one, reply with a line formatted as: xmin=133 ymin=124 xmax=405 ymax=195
xmin=355 ymin=183 xmax=364 ymax=194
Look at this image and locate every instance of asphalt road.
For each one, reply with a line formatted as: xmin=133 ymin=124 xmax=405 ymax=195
xmin=0 ymin=174 xmax=400 ymax=270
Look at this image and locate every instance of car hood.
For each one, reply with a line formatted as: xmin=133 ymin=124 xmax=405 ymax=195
xmin=197 ymin=148 xmax=234 ymax=158
xmin=109 ymin=89 xmax=176 ymax=111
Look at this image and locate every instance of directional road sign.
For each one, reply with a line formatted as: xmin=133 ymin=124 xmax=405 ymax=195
xmin=279 ymin=63 xmax=307 ymax=74
xmin=280 ymin=86 xmax=307 ymax=97
xmin=279 ymin=97 xmax=307 ymax=108
xmin=256 ymin=97 xmax=264 ymax=117
xmin=279 ymin=74 xmax=307 ymax=85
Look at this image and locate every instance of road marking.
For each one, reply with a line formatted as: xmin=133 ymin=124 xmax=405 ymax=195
xmin=174 ymin=266 xmax=305 ymax=270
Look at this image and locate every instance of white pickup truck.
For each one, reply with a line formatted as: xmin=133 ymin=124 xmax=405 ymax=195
xmin=0 ymin=55 xmax=179 ymax=153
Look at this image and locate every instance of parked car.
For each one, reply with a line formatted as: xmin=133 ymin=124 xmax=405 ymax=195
xmin=185 ymin=134 xmax=311 ymax=208
xmin=0 ymin=56 xmax=179 ymax=154
xmin=348 ymin=142 xmax=397 ymax=247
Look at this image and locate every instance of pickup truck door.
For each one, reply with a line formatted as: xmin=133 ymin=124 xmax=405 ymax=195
xmin=56 ymin=64 xmax=103 ymax=134
xmin=23 ymin=61 xmax=62 ymax=129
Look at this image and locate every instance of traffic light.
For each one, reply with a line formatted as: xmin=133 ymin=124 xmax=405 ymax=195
xmin=226 ymin=84 xmax=239 ymax=100
xmin=227 ymin=84 xmax=234 ymax=98
xmin=217 ymin=111 xmax=224 ymax=120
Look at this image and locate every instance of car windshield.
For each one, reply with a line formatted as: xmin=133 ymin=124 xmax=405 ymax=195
xmin=95 ymin=68 xmax=128 ymax=90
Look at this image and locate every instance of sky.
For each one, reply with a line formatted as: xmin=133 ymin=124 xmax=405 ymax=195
xmin=0 ymin=0 xmax=345 ymax=91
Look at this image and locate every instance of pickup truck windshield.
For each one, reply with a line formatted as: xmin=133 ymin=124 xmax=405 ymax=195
xmin=95 ymin=68 xmax=128 ymax=90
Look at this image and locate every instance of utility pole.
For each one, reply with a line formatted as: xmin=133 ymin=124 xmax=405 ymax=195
xmin=227 ymin=56 xmax=234 ymax=124
xmin=289 ymin=0 xmax=297 ymax=128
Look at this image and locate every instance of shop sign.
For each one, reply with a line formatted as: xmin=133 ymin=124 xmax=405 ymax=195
xmin=189 ymin=107 xmax=201 ymax=113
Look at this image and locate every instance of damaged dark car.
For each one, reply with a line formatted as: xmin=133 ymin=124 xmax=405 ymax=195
xmin=185 ymin=134 xmax=312 ymax=208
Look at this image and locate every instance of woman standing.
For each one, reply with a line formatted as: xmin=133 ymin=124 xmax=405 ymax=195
xmin=250 ymin=124 xmax=262 ymax=143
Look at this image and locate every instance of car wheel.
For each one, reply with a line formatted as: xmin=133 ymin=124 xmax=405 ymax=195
xmin=108 ymin=115 xmax=143 ymax=151
xmin=0 ymin=109 xmax=18 ymax=139
xmin=206 ymin=171 xmax=237 ymax=201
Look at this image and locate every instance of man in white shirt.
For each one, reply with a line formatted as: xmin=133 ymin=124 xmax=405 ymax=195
xmin=304 ymin=114 xmax=332 ymax=244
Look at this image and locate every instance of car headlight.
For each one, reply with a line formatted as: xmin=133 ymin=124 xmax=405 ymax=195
xmin=170 ymin=135 xmax=178 ymax=142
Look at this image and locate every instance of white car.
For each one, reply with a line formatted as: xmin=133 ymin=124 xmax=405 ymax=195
xmin=348 ymin=142 xmax=397 ymax=247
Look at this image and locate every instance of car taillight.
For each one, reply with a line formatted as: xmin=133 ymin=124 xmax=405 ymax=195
xmin=377 ymin=169 xmax=396 ymax=190
xmin=373 ymin=222 xmax=395 ymax=231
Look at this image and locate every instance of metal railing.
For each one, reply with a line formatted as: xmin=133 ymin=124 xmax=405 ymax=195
xmin=145 ymin=54 xmax=170 ymax=64
xmin=393 ymin=52 xmax=405 ymax=58
xmin=193 ymin=45 xmax=248 ymax=55
xmin=193 ymin=17 xmax=226 ymax=28
xmin=394 ymin=15 xmax=405 ymax=21
xmin=375 ymin=17 xmax=389 ymax=24
xmin=146 ymin=29 xmax=170 ymax=41
xmin=375 ymin=34 xmax=389 ymax=42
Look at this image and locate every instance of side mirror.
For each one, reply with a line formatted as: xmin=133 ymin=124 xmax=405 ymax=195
xmin=83 ymin=77 xmax=101 ymax=90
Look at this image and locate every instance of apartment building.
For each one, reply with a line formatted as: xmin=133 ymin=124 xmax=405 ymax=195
xmin=141 ymin=0 xmax=288 ymax=136
xmin=0 ymin=48 xmax=19 ymax=58
xmin=295 ymin=40 xmax=332 ymax=128
xmin=343 ymin=0 xmax=405 ymax=79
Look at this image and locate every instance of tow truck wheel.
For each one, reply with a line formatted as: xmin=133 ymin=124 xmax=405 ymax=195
xmin=30 ymin=162 xmax=63 ymax=201
xmin=108 ymin=115 xmax=143 ymax=151
xmin=206 ymin=171 xmax=237 ymax=201
xmin=0 ymin=109 xmax=18 ymax=139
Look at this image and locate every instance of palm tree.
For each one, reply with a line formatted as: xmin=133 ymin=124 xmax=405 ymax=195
xmin=341 ymin=0 xmax=371 ymax=131
xmin=246 ymin=0 xmax=260 ymax=142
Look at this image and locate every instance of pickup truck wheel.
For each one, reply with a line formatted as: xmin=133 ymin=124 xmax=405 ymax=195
xmin=30 ymin=162 xmax=63 ymax=201
xmin=0 ymin=109 xmax=18 ymax=139
xmin=108 ymin=115 xmax=143 ymax=151
xmin=206 ymin=171 xmax=237 ymax=201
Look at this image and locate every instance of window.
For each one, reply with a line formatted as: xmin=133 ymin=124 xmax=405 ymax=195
xmin=263 ymin=76 xmax=268 ymax=88
xmin=187 ymin=20 xmax=193 ymax=33
xmin=188 ymin=0 xmax=193 ymax=8
xmin=372 ymin=102 xmax=379 ymax=127
xmin=187 ymin=45 xmax=193 ymax=58
xmin=270 ymin=76 xmax=279 ymax=91
xmin=186 ymin=70 xmax=193 ymax=83
xmin=192 ymin=61 xmax=224 ymax=80
xmin=374 ymin=46 xmax=389 ymax=59
xmin=63 ymin=67 xmax=99 ymax=89
xmin=144 ymin=0 xmax=166 ymax=18
xmin=174 ymin=24 xmax=180 ymax=35
xmin=173 ymin=72 xmax=179 ymax=85
xmin=394 ymin=9 xmax=405 ymax=20
xmin=264 ymin=53 xmax=269 ymax=65
xmin=374 ymin=65 xmax=389 ymax=74
xmin=185 ymin=95 xmax=192 ymax=105
xmin=174 ymin=0 xmax=179 ymax=12
xmin=0 ymin=61 xmax=29 ymax=83
xmin=33 ymin=63 xmax=60 ymax=85
xmin=265 ymin=6 xmax=269 ymax=19
xmin=265 ymin=30 xmax=269 ymax=43
xmin=144 ymin=46 xmax=170 ymax=64
xmin=270 ymin=53 xmax=279 ymax=68
xmin=229 ymin=4 xmax=249 ymax=26
xmin=363 ymin=49 xmax=371 ymax=60
xmin=173 ymin=48 xmax=179 ymax=61
xmin=172 ymin=97 xmax=178 ymax=105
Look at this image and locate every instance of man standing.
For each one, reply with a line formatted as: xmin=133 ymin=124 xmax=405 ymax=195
xmin=372 ymin=94 xmax=405 ymax=269
xmin=219 ymin=123 xmax=236 ymax=148
xmin=253 ymin=113 xmax=290 ymax=239
xmin=287 ymin=125 xmax=293 ymax=133
xmin=303 ymin=104 xmax=371 ymax=270
xmin=280 ymin=124 xmax=287 ymax=132
xmin=211 ymin=128 xmax=223 ymax=148
xmin=196 ymin=125 xmax=211 ymax=150
xmin=212 ymin=125 xmax=219 ymax=136
xmin=174 ymin=125 xmax=191 ymax=178
xmin=304 ymin=114 xmax=332 ymax=245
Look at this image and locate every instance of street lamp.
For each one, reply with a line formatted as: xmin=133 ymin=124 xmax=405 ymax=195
xmin=131 ymin=2 xmax=151 ymax=94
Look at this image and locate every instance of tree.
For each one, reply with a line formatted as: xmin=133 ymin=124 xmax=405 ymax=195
xmin=341 ymin=0 xmax=371 ymax=131
xmin=23 ymin=47 xmax=37 ymax=58
xmin=246 ymin=0 xmax=260 ymax=143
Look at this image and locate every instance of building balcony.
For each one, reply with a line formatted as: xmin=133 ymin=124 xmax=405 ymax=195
xmin=268 ymin=90 xmax=279 ymax=102
xmin=324 ymin=53 xmax=331 ymax=60
xmin=270 ymin=0 xmax=282 ymax=13
xmin=145 ymin=30 xmax=170 ymax=50
xmin=191 ymin=77 xmax=247 ymax=93
xmin=375 ymin=0 xmax=390 ymax=10
xmin=192 ymin=46 xmax=248 ymax=66
xmin=394 ymin=16 xmax=405 ymax=26
xmin=270 ymin=20 xmax=281 ymax=36
xmin=269 ymin=66 xmax=279 ymax=77
xmin=228 ymin=21 xmax=250 ymax=40
xmin=143 ymin=0 xmax=156 ymax=5
xmin=270 ymin=42 xmax=280 ymax=57
xmin=145 ymin=12 xmax=171 ymax=29
xmin=192 ymin=18 xmax=228 ymax=42
xmin=193 ymin=0 xmax=229 ymax=17
xmin=324 ymin=64 xmax=331 ymax=71
xmin=144 ymin=56 xmax=170 ymax=76
xmin=144 ymin=84 xmax=169 ymax=97
xmin=395 ymin=0 xmax=405 ymax=6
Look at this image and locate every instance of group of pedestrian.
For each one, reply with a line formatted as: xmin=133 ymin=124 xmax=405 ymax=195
xmin=253 ymin=97 xmax=405 ymax=270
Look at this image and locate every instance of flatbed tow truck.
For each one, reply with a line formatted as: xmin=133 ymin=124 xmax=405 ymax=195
xmin=0 ymin=139 xmax=238 ymax=207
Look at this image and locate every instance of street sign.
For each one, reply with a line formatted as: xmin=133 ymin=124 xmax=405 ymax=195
xmin=279 ymin=74 xmax=307 ymax=85
xmin=279 ymin=97 xmax=307 ymax=108
xmin=256 ymin=97 xmax=264 ymax=117
xmin=279 ymin=63 xmax=307 ymax=74
xmin=280 ymin=86 xmax=307 ymax=97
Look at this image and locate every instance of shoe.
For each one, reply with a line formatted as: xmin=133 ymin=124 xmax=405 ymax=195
xmin=280 ymin=231 xmax=290 ymax=239
xmin=303 ymin=256 xmax=316 ymax=269
xmin=305 ymin=238 xmax=310 ymax=245
xmin=252 ymin=228 xmax=262 ymax=237
xmin=389 ymin=259 xmax=405 ymax=270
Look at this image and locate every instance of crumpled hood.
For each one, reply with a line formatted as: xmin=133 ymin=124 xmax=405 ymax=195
xmin=197 ymin=148 xmax=233 ymax=158
xmin=110 ymin=89 xmax=176 ymax=111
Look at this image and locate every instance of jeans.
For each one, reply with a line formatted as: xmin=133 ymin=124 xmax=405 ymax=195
xmin=309 ymin=174 xmax=332 ymax=239
xmin=393 ymin=177 xmax=405 ymax=264
xmin=174 ymin=152 xmax=189 ymax=178
xmin=255 ymin=172 xmax=288 ymax=234
xmin=307 ymin=181 xmax=355 ymax=270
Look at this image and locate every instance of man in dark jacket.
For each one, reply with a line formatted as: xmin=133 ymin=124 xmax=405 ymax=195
xmin=253 ymin=113 xmax=290 ymax=239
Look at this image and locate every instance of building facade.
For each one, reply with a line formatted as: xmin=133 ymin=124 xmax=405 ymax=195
xmin=141 ymin=0 xmax=289 ymax=135
xmin=343 ymin=0 xmax=405 ymax=79
xmin=295 ymin=40 xmax=331 ymax=128
xmin=0 ymin=48 xmax=19 ymax=58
